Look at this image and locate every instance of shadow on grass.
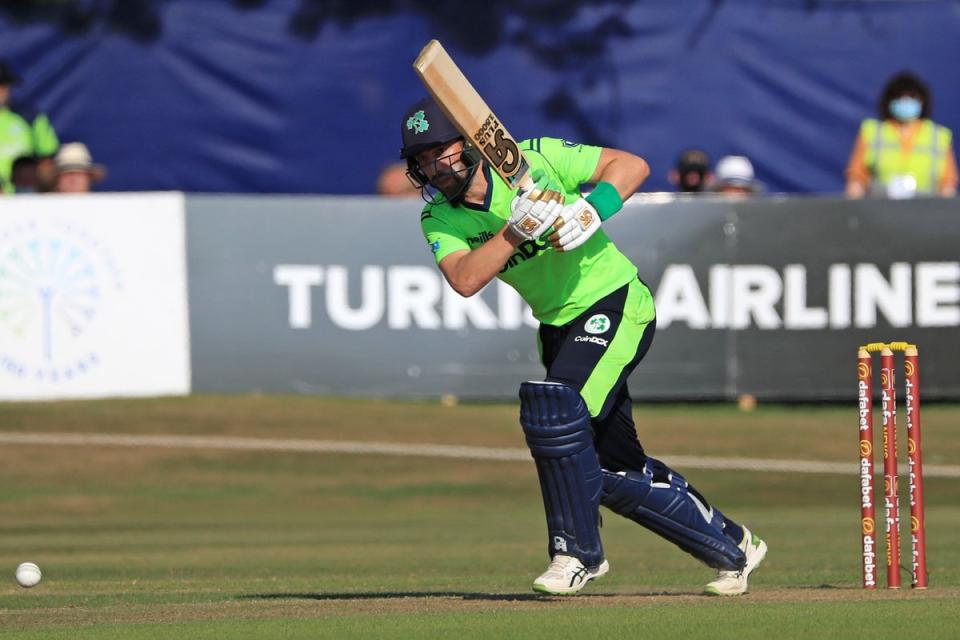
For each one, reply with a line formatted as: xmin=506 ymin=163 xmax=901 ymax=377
xmin=238 ymin=590 xmax=696 ymax=602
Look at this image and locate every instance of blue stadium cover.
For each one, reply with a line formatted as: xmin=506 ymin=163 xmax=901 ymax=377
xmin=1 ymin=1 xmax=957 ymax=194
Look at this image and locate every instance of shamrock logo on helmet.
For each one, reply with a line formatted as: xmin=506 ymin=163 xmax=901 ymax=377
xmin=406 ymin=110 xmax=430 ymax=134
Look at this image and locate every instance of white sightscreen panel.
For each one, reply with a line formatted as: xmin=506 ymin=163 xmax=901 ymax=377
xmin=0 ymin=193 xmax=190 ymax=400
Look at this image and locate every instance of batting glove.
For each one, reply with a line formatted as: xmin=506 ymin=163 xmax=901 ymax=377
xmin=508 ymin=170 xmax=565 ymax=241
xmin=549 ymin=198 xmax=602 ymax=252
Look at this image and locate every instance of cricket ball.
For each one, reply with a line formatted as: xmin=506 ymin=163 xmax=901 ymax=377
xmin=15 ymin=562 xmax=42 ymax=588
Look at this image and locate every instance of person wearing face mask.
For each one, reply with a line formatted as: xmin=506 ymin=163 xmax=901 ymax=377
xmin=845 ymin=72 xmax=957 ymax=199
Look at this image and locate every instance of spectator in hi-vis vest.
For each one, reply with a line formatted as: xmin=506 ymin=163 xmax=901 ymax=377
xmin=845 ymin=72 xmax=957 ymax=199
xmin=0 ymin=59 xmax=59 ymax=194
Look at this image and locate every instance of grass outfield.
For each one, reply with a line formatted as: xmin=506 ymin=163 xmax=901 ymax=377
xmin=1 ymin=396 xmax=959 ymax=638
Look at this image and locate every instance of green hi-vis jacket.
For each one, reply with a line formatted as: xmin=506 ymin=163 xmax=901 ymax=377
xmin=0 ymin=106 xmax=59 ymax=193
xmin=860 ymin=118 xmax=952 ymax=194
xmin=420 ymin=137 xmax=652 ymax=327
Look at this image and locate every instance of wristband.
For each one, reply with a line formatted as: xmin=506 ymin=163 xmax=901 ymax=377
xmin=585 ymin=182 xmax=623 ymax=221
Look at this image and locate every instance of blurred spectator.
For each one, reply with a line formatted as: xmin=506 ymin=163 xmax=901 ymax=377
xmin=53 ymin=143 xmax=106 ymax=193
xmin=845 ymin=72 xmax=957 ymax=199
xmin=669 ymin=149 xmax=712 ymax=193
xmin=376 ymin=161 xmax=420 ymax=197
xmin=11 ymin=155 xmax=38 ymax=193
xmin=0 ymin=59 xmax=59 ymax=194
xmin=35 ymin=155 xmax=58 ymax=193
xmin=711 ymin=155 xmax=763 ymax=198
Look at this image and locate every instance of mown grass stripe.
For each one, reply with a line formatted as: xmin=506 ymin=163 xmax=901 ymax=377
xmin=2 ymin=431 xmax=959 ymax=478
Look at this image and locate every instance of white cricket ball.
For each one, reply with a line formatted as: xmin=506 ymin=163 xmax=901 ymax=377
xmin=15 ymin=562 xmax=42 ymax=588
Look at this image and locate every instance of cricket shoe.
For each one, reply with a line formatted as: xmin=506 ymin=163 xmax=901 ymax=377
xmin=532 ymin=554 xmax=609 ymax=595
xmin=703 ymin=527 xmax=767 ymax=596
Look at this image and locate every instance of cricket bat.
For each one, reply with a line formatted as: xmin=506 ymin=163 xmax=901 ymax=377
xmin=413 ymin=39 xmax=533 ymax=191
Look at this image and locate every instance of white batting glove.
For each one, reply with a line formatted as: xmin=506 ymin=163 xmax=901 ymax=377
xmin=549 ymin=198 xmax=601 ymax=252
xmin=508 ymin=171 xmax=565 ymax=241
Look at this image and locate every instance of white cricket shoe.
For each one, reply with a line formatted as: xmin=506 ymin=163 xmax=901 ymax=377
xmin=704 ymin=527 xmax=767 ymax=596
xmin=532 ymin=554 xmax=610 ymax=595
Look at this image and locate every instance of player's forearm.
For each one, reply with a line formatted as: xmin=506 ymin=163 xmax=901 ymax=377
xmin=595 ymin=152 xmax=650 ymax=200
xmin=444 ymin=225 xmax=523 ymax=297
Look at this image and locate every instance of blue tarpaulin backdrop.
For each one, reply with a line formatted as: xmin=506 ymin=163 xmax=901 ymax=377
xmin=1 ymin=1 xmax=958 ymax=194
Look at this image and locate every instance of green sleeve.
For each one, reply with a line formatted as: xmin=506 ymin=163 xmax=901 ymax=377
xmin=31 ymin=113 xmax=59 ymax=157
xmin=421 ymin=207 xmax=469 ymax=265
xmin=529 ymin=137 xmax=602 ymax=194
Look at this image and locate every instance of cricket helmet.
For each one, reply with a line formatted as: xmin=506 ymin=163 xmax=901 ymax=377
xmin=399 ymin=96 xmax=462 ymax=159
xmin=399 ymin=96 xmax=480 ymax=204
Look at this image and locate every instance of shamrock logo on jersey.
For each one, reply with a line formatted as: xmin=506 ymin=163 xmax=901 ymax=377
xmin=584 ymin=314 xmax=610 ymax=335
xmin=406 ymin=110 xmax=430 ymax=134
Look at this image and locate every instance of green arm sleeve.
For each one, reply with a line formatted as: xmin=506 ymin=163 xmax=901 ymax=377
xmin=586 ymin=181 xmax=623 ymax=221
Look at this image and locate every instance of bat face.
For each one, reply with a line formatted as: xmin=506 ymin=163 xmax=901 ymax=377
xmin=414 ymin=40 xmax=532 ymax=191
xmin=471 ymin=112 xmax=526 ymax=187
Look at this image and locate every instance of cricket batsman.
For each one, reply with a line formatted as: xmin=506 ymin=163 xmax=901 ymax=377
xmin=399 ymin=96 xmax=767 ymax=596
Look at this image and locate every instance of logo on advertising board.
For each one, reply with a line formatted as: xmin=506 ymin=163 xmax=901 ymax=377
xmin=0 ymin=219 xmax=123 ymax=384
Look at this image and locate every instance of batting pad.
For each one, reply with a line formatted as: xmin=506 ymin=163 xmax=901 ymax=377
xmin=519 ymin=381 xmax=605 ymax=571
xmin=601 ymin=459 xmax=747 ymax=570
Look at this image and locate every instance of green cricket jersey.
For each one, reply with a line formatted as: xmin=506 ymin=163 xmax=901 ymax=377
xmin=420 ymin=137 xmax=648 ymax=326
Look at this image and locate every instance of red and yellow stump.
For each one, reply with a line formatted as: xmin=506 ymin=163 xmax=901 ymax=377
xmin=857 ymin=342 xmax=927 ymax=590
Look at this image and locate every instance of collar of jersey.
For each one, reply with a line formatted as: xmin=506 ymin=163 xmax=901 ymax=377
xmin=461 ymin=163 xmax=494 ymax=212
